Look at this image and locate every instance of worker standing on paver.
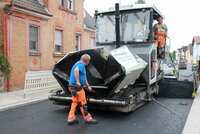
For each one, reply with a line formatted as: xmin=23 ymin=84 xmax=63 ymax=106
xmin=153 ymin=16 xmax=168 ymax=58
xmin=67 ymin=54 xmax=97 ymax=125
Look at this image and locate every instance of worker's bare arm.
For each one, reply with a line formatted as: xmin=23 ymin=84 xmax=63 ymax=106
xmin=86 ymin=80 xmax=92 ymax=91
xmin=74 ymin=68 xmax=81 ymax=86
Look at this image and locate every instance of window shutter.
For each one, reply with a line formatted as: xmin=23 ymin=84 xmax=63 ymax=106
xmin=55 ymin=30 xmax=62 ymax=46
xmin=30 ymin=26 xmax=38 ymax=42
xmin=90 ymin=37 xmax=95 ymax=48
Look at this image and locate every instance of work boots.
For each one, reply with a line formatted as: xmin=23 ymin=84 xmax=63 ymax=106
xmin=85 ymin=119 xmax=98 ymax=124
xmin=68 ymin=119 xmax=98 ymax=125
xmin=68 ymin=120 xmax=79 ymax=125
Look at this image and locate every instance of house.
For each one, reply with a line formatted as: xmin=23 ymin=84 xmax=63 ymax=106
xmin=191 ymin=36 xmax=200 ymax=65
xmin=186 ymin=44 xmax=193 ymax=64
xmin=177 ymin=46 xmax=188 ymax=61
xmin=83 ymin=10 xmax=96 ymax=49
xmin=0 ymin=0 xmax=95 ymax=91
xmin=177 ymin=45 xmax=192 ymax=64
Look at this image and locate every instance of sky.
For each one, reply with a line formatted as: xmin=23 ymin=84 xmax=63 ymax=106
xmin=84 ymin=0 xmax=200 ymax=51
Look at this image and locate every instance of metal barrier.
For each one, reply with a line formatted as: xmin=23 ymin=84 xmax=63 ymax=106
xmin=24 ymin=70 xmax=60 ymax=97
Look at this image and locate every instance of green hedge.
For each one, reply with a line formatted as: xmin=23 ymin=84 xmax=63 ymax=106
xmin=0 ymin=52 xmax=10 ymax=77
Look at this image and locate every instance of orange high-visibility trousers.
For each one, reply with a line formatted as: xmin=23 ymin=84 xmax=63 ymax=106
xmin=68 ymin=88 xmax=92 ymax=122
xmin=154 ymin=28 xmax=166 ymax=48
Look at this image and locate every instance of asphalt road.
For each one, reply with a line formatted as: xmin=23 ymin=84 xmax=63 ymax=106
xmin=0 ymin=98 xmax=193 ymax=134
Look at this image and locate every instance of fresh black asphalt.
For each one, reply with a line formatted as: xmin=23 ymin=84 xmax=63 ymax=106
xmin=0 ymin=98 xmax=193 ymax=134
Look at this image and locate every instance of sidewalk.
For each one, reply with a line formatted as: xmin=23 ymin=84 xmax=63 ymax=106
xmin=182 ymin=86 xmax=200 ymax=134
xmin=0 ymin=88 xmax=60 ymax=111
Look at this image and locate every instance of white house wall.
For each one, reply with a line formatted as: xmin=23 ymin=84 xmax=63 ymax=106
xmin=193 ymin=43 xmax=200 ymax=64
xmin=197 ymin=45 xmax=200 ymax=60
xmin=193 ymin=43 xmax=197 ymax=64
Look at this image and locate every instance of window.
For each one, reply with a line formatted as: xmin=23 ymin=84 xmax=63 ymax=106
xmin=60 ymin=0 xmax=74 ymax=10
xmin=75 ymin=34 xmax=81 ymax=51
xmin=60 ymin=0 xmax=66 ymax=7
xmin=55 ymin=29 xmax=63 ymax=53
xmin=67 ymin=0 xmax=74 ymax=10
xmin=29 ymin=25 xmax=39 ymax=52
xmin=96 ymin=10 xmax=150 ymax=44
xmin=90 ymin=37 xmax=95 ymax=48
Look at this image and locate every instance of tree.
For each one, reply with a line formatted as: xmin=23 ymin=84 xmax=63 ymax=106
xmin=0 ymin=37 xmax=10 ymax=78
xmin=135 ymin=0 xmax=146 ymax=4
xmin=170 ymin=51 xmax=177 ymax=61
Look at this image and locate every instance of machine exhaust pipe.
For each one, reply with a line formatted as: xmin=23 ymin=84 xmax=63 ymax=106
xmin=115 ymin=3 xmax=120 ymax=48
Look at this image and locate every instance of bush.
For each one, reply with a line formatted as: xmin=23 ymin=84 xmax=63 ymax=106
xmin=0 ymin=52 xmax=10 ymax=77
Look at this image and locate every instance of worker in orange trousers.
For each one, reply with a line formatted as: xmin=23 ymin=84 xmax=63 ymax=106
xmin=68 ymin=54 xmax=97 ymax=125
xmin=153 ymin=16 xmax=168 ymax=58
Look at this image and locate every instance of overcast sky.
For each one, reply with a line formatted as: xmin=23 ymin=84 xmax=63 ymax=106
xmin=84 ymin=0 xmax=200 ymax=51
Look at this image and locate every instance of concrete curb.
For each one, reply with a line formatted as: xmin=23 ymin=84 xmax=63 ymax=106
xmin=182 ymin=86 xmax=200 ymax=134
xmin=0 ymin=88 xmax=60 ymax=112
xmin=0 ymin=97 xmax=48 ymax=112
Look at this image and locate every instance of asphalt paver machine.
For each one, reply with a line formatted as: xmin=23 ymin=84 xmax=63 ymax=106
xmin=49 ymin=4 xmax=170 ymax=112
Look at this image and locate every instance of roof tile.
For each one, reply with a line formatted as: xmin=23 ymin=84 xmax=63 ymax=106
xmin=84 ymin=10 xmax=95 ymax=29
xmin=12 ymin=0 xmax=51 ymax=16
xmin=192 ymin=36 xmax=200 ymax=45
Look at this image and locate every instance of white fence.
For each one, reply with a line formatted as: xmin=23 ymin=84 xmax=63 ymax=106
xmin=24 ymin=70 xmax=60 ymax=97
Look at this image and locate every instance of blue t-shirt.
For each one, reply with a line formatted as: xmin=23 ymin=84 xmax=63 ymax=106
xmin=69 ymin=61 xmax=87 ymax=86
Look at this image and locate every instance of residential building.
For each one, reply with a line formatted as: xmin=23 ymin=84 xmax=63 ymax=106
xmin=177 ymin=45 xmax=192 ymax=64
xmin=0 ymin=0 xmax=95 ymax=91
xmin=186 ymin=44 xmax=193 ymax=64
xmin=191 ymin=36 xmax=200 ymax=65
xmin=177 ymin=46 xmax=187 ymax=61
xmin=83 ymin=10 xmax=95 ymax=49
